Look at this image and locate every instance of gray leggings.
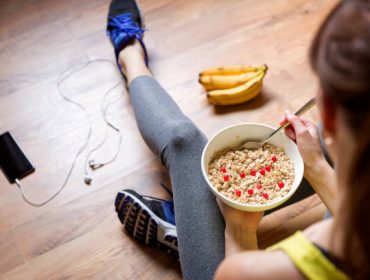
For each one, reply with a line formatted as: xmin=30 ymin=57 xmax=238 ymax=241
xmin=129 ymin=76 xmax=316 ymax=280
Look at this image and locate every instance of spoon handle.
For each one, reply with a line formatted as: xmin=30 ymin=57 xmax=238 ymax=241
xmin=263 ymin=97 xmax=316 ymax=143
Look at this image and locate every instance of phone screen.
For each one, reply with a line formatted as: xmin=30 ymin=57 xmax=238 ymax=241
xmin=0 ymin=132 xmax=35 ymax=183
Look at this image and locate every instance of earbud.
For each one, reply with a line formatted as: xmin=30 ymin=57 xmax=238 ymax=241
xmin=84 ymin=160 xmax=104 ymax=185
xmin=84 ymin=176 xmax=92 ymax=185
xmin=84 ymin=159 xmax=105 ymax=184
xmin=88 ymin=160 xmax=104 ymax=170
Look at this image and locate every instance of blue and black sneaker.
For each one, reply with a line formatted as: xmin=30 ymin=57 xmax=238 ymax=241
xmin=106 ymin=0 xmax=148 ymax=65
xmin=115 ymin=188 xmax=178 ymax=257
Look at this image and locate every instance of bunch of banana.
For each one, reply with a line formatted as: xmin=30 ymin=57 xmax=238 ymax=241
xmin=198 ymin=65 xmax=268 ymax=105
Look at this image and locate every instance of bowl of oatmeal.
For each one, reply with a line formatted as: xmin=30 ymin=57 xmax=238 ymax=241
xmin=201 ymin=123 xmax=304 ymax=212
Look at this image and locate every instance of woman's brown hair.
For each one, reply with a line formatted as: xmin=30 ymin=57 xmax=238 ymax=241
xmin=310 ymin=0 xmax=370 ymax=278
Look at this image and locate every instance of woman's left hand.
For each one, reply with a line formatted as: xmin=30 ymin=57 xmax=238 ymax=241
xmin=217 ymin=199 xmax=264 ymax=234
xmin=217 ymin=199 xmax=264 ymax=254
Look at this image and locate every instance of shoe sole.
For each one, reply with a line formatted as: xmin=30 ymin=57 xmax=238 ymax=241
xmin=115 ymin=190 xmax=178 ymax=257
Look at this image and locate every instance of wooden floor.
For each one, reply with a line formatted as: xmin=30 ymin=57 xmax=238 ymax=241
xmin=0 ymin=0 xmax=336 ymax=279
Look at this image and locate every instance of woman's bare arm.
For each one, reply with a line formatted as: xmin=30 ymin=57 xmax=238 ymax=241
xmin=282 ymin=112 xmax=337 ymax=213
xmin=216 ymin=220 xmax=334 ymax=280
xmin=304 ymin=158 xmax=336 ymax=213
xmin=217 ymin=200 xmax=263 ymax=256
xmin=215 ymin=251 xmax=305 ymax=280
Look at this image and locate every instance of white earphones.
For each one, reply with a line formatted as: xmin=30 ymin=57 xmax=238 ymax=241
xmin=16 ymin=59 xmax=124 ymax=206
xmin=84 ymin=160 xmax=103 ymax=185
xmin=82 ymin=80 xmax=123 ymax=185
xmin=89 ymin=160 xmax=105 ymax=170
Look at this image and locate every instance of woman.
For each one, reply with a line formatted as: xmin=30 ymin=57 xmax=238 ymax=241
xmin=108 ymin=0 xmax=369 ymax=279
xmin=216 ymin=1 xmax=370 ymax=279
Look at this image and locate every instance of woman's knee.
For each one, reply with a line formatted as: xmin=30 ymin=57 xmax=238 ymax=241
xmin=168 ymin=121 xmax=206 ymax=151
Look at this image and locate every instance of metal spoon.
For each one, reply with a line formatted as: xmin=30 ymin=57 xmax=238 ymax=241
xmin=239 ymin=97 xmax=316 ymax=150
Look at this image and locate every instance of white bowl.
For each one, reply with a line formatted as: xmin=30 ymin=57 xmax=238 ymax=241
xmin=201 ymin=123 xmax=304 ymax=212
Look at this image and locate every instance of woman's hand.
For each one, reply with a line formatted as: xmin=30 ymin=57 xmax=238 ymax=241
xmin=280 ymin=111 xmax=326 ymax=174
xmin=217 ymin=199 xmax=264 ymax=233
xmin=281 ymin=111 xmax=337 ymax=213
xmin=217 ymin=199 xmax=264 ymax=255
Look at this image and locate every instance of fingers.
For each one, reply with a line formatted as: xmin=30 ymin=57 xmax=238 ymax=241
xmin=284 ymin=111 xmax=307 ymax=137
xmin=281 ymin=110 xmax=319 ymax=142
xmin=279 ymin=115 xmax=287 ymax=126
xmin=291 ymin=114 xmax=319 ymax=139
xmin=301 ymin=118 xmax=315 ymax=129
xmin=285 ymin=126 xmax=296 ymax=141
xmin=302 ymin=119 xmax=319 ymax=137
xmin=280 ymin=111 xmax=296 ymax=141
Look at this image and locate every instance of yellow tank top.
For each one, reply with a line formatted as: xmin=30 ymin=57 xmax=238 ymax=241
xmin=267 ymin=231 xmax=348 ymax=280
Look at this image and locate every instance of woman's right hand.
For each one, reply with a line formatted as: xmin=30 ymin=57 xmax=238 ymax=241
xmin=280 ymin=111 xmax=326 ymax=174
xmin=281 ymin=111 xmax=337 ymax=213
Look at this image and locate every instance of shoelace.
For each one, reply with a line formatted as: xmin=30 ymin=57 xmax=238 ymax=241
xmin=142 ymin=182 xmax=173 ymax=203
xmin=107 ymin=13 xmax=145 ymax=43
xmin=141 ymin=183 xmax=176 ymax=225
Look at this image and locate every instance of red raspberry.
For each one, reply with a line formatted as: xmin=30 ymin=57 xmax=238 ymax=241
xmin=235 ymin=189 xmax=241 ymax=197
xmin=223 ymin=174 xmax=229 ymax=182
xmin=220 ymin=167 xmax=227 ymax=173
xmin=265 ymin=165 xmax=271 ymax=172
xmin=247 ymin=189 xmax=254 ymax=195
xmin=278 ymin=181 xmax=285 ymax=188
xmin=260 ymin=169 xmax=266 ymax=176
xmin=239 ymin=172 xmax=246 ymax=179
xmin=256 ymin=184 xmax=262 ymax=189
xmin=250 ymin=170 xmax=256 ymax=176
xmin=272 ymin=155 xmax=278 ymax=162
xmin=263 ymin=193 xmax=269 ymax=199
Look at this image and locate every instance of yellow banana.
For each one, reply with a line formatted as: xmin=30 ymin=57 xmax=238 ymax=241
xmin=206 ymin=71 xmax=265 ymax=106
xmin=199 ymin=64 xmax=267 ymax=77
xmin=199 ymin=71 xmax=258 ymax=91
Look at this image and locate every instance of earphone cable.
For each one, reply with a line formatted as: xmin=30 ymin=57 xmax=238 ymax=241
xmin=16 ymin=59 xmax=122 ymax=207
xmin=84 ymin=81 xmax=122 ymax=176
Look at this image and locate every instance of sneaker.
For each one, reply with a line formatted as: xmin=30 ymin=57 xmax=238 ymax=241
xmin=115 ymin=189 xmax=178 ymax=256
xmin=106 ymin=0 xmax=148 ymax=65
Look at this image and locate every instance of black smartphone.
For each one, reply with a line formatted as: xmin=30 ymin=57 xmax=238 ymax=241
xmin=0 ymin=132 xmax=35 ymax=183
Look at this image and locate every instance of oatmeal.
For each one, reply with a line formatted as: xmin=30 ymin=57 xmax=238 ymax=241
xmin=208 ymin=143 xmax=294 ymax=205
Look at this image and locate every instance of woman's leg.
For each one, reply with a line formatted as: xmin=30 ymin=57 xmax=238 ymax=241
xmin=109 ymin=1 xmax=328 ymax=278
xmin=120 ymin=41 xmax=225 ymax=280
